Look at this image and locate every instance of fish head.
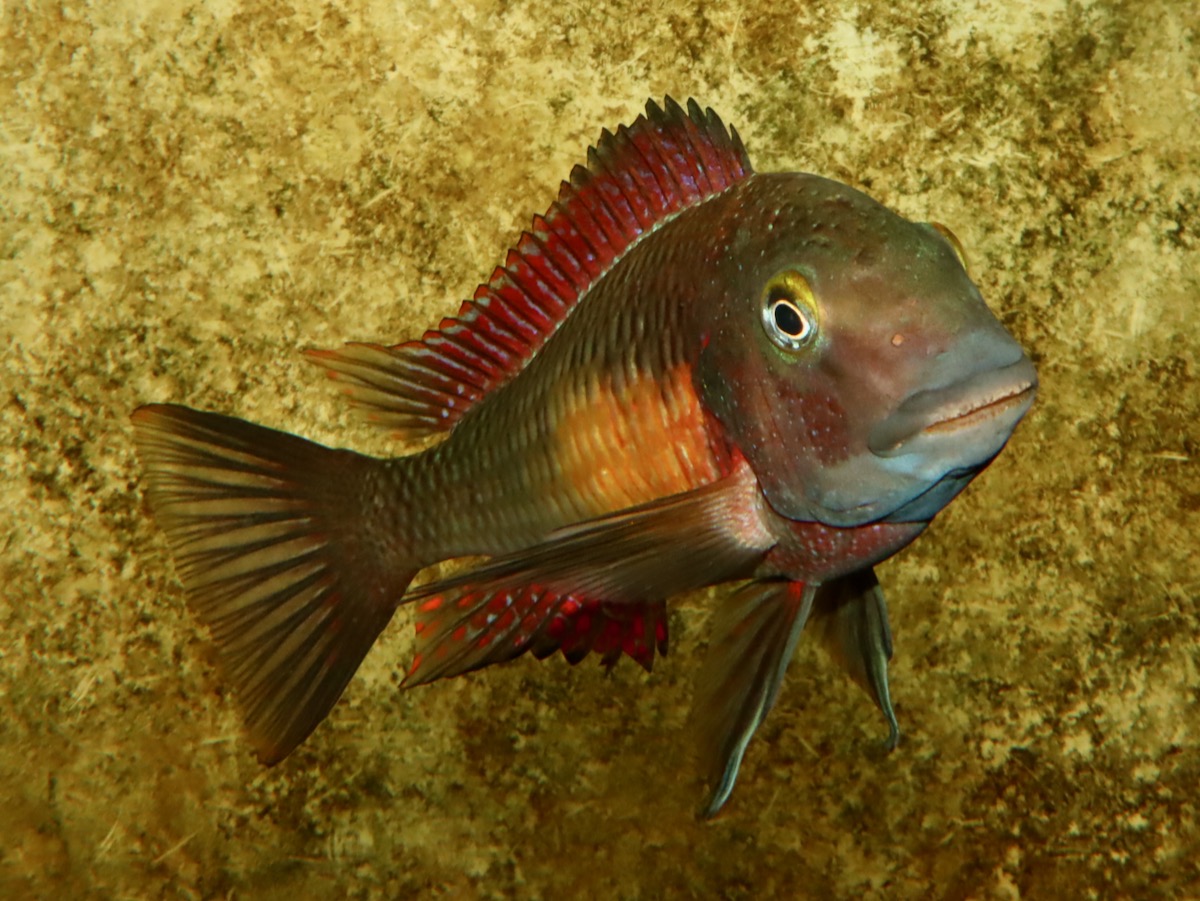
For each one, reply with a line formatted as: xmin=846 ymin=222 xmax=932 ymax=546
xmin=696 ymin=173 xmax=1037 ymax=528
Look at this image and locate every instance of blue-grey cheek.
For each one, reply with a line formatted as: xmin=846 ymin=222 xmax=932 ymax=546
xmin=882 ymin=468 xmax=983 ymax=522
xmin=793 ymin=451 xmax=943 ymax=526
xmin=779 ymin=444 xmax=985 ymax=527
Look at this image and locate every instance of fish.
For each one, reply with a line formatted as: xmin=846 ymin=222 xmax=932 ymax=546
xmin=132 ymin=97 xmax=1037 ymax=816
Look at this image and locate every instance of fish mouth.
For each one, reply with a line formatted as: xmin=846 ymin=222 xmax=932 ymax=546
xmin=921 ymin=380 xmax=1037 ymax=435
xmin=869 ymin=358 xmax=1038 ymax=457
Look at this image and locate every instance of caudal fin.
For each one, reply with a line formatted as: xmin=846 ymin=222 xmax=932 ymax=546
xmin=132 ymin=404 xmax=416 ymax=763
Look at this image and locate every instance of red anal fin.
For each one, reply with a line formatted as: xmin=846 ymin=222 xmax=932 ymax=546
xmin=310 ymin=98 xmax=753 ymax=441
xmin=557 ymin=598 xmax=669 ymax=672
xmin=404 ymin=587 xmax=669 ymax=687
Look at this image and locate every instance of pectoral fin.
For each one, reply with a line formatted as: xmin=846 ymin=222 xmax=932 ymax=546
xmin=693 ymin=579 xmax=815 ymax=817
xmin=811 ymin=568 xmax=899 ymax=749
xmin=408 ymin=460 xmax=773 ymax=606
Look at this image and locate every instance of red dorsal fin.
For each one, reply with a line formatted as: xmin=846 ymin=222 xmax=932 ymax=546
xmin=403 ymin=585 xmax=669 ymax=686
xmin=309 ymin=97 xmax=753 ymax=440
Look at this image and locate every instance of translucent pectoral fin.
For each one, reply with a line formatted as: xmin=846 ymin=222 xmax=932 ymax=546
xmin=811 ymin=568 xmax=899 ymax=749
xmin=693 ymin=580 xmax=815 ymax=817
xmin=407 ymin=461 xmax=772 ymax=607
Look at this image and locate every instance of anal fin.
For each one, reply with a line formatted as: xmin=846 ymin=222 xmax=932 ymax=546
xmin=405 ymin=586 xmax=669 ymax=686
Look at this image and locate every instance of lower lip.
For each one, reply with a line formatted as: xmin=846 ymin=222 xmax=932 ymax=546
xmin=922 ymin=384 xmax=1037 ymax=435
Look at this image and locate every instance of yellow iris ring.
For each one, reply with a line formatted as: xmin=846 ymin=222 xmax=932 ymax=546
xmin=761 ymin=269 xmax=820 ymax=354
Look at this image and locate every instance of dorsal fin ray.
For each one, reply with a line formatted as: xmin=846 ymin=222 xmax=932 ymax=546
xmin=309 ymin=97 xmax=753 ymax=440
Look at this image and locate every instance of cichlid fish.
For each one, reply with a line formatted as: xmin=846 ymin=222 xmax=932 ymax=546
xmin=133 ymin=97 xmax=1036 ymax=815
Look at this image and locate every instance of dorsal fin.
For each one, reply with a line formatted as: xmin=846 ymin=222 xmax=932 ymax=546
xmin=309 ymin=97 xmax=754 ymax=440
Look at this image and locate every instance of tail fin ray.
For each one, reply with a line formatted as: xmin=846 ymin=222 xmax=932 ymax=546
xmin=133 ymin=404 xmax=414 ymax=764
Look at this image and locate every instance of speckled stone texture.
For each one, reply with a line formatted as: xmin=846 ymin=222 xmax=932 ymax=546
xmin=2 ymin=1 xmax=1197 ymax=898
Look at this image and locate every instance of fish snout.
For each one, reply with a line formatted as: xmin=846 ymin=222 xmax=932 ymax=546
xmin=868 ymin=356 xmax=1038 ymax=461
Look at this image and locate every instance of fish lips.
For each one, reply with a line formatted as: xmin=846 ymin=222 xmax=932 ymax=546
xmin=868 ymin=356 xmax=1038 ymax=461
xmin=869 ymin=356 xmax=1037 ymax=522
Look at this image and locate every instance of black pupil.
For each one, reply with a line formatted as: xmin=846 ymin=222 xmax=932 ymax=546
xmin=773 ymin=300 xmax=804 ymax=337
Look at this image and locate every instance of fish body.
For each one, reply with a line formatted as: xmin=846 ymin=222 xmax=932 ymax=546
xmin=134 ymin=98 xmax=1036 ymax=815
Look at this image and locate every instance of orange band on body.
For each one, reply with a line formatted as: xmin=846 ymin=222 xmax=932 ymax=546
xmin=553 ymin=364 xmax=723 ymax=517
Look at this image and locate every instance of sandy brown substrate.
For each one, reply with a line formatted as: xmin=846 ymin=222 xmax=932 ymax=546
xmin=2 ymin=1 xmax=1197 ymax=898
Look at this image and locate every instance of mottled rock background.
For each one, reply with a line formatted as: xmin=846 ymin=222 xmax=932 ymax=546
xmin=2 ymin=1 xmax=1197 ymax=898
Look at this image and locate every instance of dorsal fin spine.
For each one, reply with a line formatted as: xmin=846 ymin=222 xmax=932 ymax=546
xmin=683 ymin=102 xmax=728 ymax=189
xmin=526 ymin=218 xmax=585 ymax=294
xmin=550 ymin=200 xmax=606 ymax=276
xmin=545 ymin=226 xmax=601 ymax=306
xmin=610 ymin=161 xmax=655 ymax=230
xmin=489 ymin=271 xmax=556 ymax=332
xmin=569 ymin=179 xmax=620 ymax=249
xmin=423 ymin=334 xmax=497 ymax=382
xmin=490 ymin=294 xmax=546 ymax=347
xmin=659 ymin=131 xmax=703 ymax=204
xmin=592 ymin=184 xmax=637 ymax=250
xmin=568 ymin=165 xmax=626 ymax=248
xmin=652 ymin=127 xmax=695 ymax=203
xmin=515 ymin=236 xmax=577 ymax=307
xmin=618 ymin=141 xmax=665 ymax=228
xmin=489 ymin=275 xmax=551 ymax=335
xmin=538 ymin=212 xmax=592 ymax=282
xmin=691 ymin=102 xmax=738 ymax=188
xmin=627 ymin=124 xmax=679 ymax=209
xmin=588 ymin=139 xmax=643 ymax=230
xmin=475 ymin=292 xmax=541 ymax=344
xmin=467 ymin=290 xmax=536 ymax=347
xmin=690 ymin=101 xmax=742 ymax=182
xmin=465 ymin=304 xmax=529 ymax=357
xmin=678 ymin=97 xmax=725 ymax=194
xmin=446 ymin=321 xmax=516 ymax=368
xmin=507 ymin=256 xmax=566 ymax=320
xmin=614 ymin=127 xmax=662 ymax=212
xmin=613 ymin=126 xmax=669 ymax=217
xmin=673 ymin=115 xmax=715 ymax=197
xmin=597 ymin=172 xmax=636 ymax=233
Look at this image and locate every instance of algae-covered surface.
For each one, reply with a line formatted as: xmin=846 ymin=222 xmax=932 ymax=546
xmin=2 ymin=0 xmax=1198 ymax=897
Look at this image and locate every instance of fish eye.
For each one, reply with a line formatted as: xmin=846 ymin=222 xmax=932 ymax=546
xmin=761 ymin=270 xmax=817 ymax=352
xmin=930 ymin=222 xmax=969 ymax=272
